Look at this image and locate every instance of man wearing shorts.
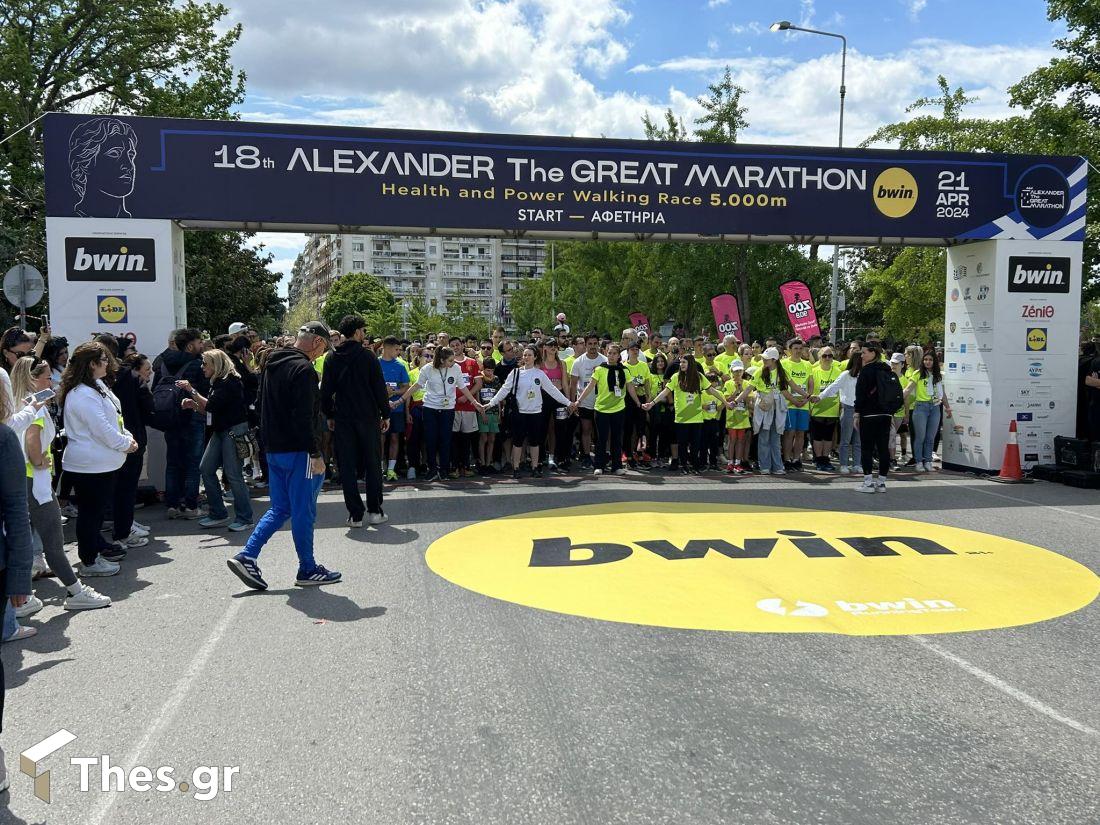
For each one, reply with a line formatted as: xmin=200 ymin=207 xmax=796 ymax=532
xmin=450 ymin=336 xmax=482 ymax=477
xmin=569 ymin=332 xmax=607 ymax=468
xmin=781 ymin=337 xmax=814 ymax=471
xmin=379 ymin=336 xmax=410 ymax=484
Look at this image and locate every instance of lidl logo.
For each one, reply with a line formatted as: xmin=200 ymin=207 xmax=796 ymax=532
xmin=426 ymin=504 xmax=1100 ymax=636
xmin=1026 ymin=327 xmax=1048 ymax=352
xmin=97 ymin=295 xmax=127 ymax=324
xmin=872 ymin=167 xmax=918 ymax=218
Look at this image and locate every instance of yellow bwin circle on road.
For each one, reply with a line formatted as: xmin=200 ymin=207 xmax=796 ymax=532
xmin=425 ymin=504 xmax=1099 ymax=636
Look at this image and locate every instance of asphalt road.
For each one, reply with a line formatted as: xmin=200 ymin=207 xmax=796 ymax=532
xmin=2 ymin=470 xmax=1098 ymax=825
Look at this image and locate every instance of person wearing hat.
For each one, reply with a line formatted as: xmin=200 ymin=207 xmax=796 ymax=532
xmin=722 ymin=360 xmax=751 ymax=474
xmin=227 ymin=320 xmax=341 ymax=590
xmin=733 ymin=347 xmax=796 ymax=475
xmin=228 ymin=322 xmax=249 ymax=336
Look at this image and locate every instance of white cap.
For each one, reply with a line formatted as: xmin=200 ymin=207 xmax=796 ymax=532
xmin=228 ymin=322 xmax=249 ymax=335
xmin=730 ymin=359 xmax=745 ymax=372
xmin=890 ymin=352 xmax=906 ymax=364
xmin=762 ymin=347 xmax=781 ymax=361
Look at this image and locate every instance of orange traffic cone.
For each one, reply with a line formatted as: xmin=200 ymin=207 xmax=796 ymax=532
xmin=990 ymin=420 xmax=1032 ymax=484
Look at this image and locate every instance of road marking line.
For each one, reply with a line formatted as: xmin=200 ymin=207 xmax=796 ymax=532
xmin=85 ymin=599 xmax=243 ymax=825
xmin=910 ymin=635 xmax=1098 ymax=736
xmin=939 ymin=478 xmax=1100 ymax=523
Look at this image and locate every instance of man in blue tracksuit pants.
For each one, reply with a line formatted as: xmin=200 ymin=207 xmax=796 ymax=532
xmin=227 ymin=321 xmax=341 ymax=590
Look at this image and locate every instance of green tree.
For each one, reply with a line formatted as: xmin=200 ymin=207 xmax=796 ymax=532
xmin=0 ymin=0 xmax=245 ymax=272
xmin=321 ymin=272 xmax=395 ymax=329
xmin=183 ymin=232 xmax=284 ymax=336
xmin=859 ymin=247 xmax=947 ymax=342
xmin=693 ymin=67 xmax=749 ymax=144
xmin=284 ymin=292 xmax=321 ymax=336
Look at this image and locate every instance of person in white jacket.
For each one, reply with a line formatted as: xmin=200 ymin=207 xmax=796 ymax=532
xmin=811 ymin=351 xmax=862 ymax=474
xmin=486 ymin=345 xmax=571 ymax=479
xmin=60 ymin=343 xmax=138 ymax=576
xmin=10 ymin=356 xmax=113 ymax=606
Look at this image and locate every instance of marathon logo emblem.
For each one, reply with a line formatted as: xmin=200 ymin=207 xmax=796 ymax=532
xmin=1007 ymin=256 xmax=1070 ymax=294
xmin=65 ymin=237 xmax=155 ymax=282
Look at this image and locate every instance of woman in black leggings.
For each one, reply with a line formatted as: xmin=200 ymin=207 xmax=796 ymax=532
xmin=853 ymin=343 xmax=895 ymax=493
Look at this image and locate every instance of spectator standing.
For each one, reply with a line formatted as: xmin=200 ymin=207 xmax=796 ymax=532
xmin=155 ymin=328 xmax=208 ymax=519
xmin=228 ymin=322 xmax=341 ymax=590
xmin=320 ymin=315 xmax=391 ymax=528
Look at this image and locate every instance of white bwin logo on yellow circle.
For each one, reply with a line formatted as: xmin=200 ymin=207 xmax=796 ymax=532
xmin=425 ymin=503 xmax=1099 ymax=636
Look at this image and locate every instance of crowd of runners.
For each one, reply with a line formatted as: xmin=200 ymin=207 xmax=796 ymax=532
xmin=0 ymin=317 xmax=957 ymax=607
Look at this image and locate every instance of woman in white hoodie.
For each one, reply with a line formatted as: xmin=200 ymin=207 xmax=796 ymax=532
xmin=10 ymin=357 xmax=112 ymax=607
xmin=60 ymin=343 xmax=138 ymax=576
xmin=486 ymin=345 xmax=571 ymax=479
xmin=811 ymin=350 xmax=863 ymax=474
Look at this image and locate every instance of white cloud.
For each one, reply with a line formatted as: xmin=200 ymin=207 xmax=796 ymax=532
xmin=223 ymin=1 xmax=1055 ymax=290
xmin=907 ymin=0 xmax=928 ymax=18
xmin=707 ymin=0 xmax=729 ymax=7
xmin=626 ymin=39 xmax=1054 ymax=146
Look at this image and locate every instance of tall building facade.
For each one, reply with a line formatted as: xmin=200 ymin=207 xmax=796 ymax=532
xmin=288 ymin=233 xmax=547 ymax=329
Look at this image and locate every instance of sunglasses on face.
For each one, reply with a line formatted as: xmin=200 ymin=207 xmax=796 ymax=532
xmin=481 ymin=345 xmax=492 ymax=351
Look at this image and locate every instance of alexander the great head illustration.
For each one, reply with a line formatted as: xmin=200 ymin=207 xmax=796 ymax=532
xmin=69 ymin=118 xmax=138 ymax=217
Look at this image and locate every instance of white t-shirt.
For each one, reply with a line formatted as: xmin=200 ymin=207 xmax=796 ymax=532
xmin=570 ymin=353 xmax=607 ymax=410
xmin=416 ymin=364 xmax=464 ymax=410
xmin=490 ymin=367 xmax=571 ymax=414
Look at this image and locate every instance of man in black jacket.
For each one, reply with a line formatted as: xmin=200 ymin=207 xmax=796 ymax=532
xmin=227 ymin=321 xmax=341 ymax=590
xmin=320 ymin=315 xmax=390 ymax=528
xmin=154 ymin=328 xmax=209 ymax=519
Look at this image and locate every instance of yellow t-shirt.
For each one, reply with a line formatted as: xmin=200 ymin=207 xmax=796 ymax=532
xmin=409 ymin=367 xmax=425 ymax=402
xmin=810 ymin=362 xmax=844 ymax=418
xmin=668 ymin=372 xmax=712 ymax=424
xmin=713 ymin=351 xmax=739 ymax=377
xmin=624 ymin=360 xmax=650 ymax=398
xmin=722 ymin=379 xmax=751 ymax=429
xmin=25 ymin=411 xmax=54 ymax=478
xmin=591 ymin=366 xmax=627 ymax=414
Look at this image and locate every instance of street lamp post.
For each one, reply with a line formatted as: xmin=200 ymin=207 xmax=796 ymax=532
xmin=771 ymin=20 xmax=847 ymax=342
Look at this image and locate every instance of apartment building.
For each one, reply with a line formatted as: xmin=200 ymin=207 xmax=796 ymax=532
xmin=289 ymin=233 xmax=547 ymax=327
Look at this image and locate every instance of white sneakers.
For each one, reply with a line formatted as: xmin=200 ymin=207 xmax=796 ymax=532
xmin=116 ymin=533 xmax=149 ymax=549
xmin=855 ymin=480 xmax=876 ymax=493
xmin=368 ymin=512 xmax=388 ymax=525
xmin=64 ymin=585 xmax=111 ymax=611
xmin=77 ymin=556 xmax=121 ymax=577
xmin=346 ymin=517 xmax=363 ymax=528
xmin=14 ymin=595 xmax=43 ymax=619
xmin=614 ymin=468 xmax=627 ymax=476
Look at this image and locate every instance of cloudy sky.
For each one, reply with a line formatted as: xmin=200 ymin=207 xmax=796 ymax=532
xmin=223 ymin=0 xmax=1064 ymax=294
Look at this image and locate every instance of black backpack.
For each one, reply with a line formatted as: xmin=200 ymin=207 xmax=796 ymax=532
xmin=872 ymin=366 xmax=904 ymax=415
xmin=148 ymin=361 xmax=191 ymax=431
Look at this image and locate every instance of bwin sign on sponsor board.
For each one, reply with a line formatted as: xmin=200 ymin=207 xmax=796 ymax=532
xmin=65 ymin=237 xmax=156 ymax=282
xmin=1007 ymin=256 xmax=1070 ymax=294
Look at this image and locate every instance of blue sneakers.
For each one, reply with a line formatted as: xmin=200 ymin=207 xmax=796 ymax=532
xmin=295 ymin=565 xmax=342 ymax=587
xmin=227 ymin=553 xmax=268 ymax=591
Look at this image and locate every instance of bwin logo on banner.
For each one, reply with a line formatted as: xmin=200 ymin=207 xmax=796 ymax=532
xmin=1007 ymin=256 xmax=1071 ymax=294
xmin=65 ymin=237 xmax=156 ymax=282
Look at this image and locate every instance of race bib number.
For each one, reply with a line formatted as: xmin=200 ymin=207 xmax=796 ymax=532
xmin=686 ymin=393 xmax=696 ymax=406
xmin=526 ymin=390 xmax=537 ymax=401
xmin=461 ymin=374 xmax=470 ymax=387
xmin=613 ymin=386 xmax=622 ymax=397
xmin=386 ymin=381 xmax=398 ymax=393
xmin=705 ymin=401 xmax=717 ymax=413
xmin=479 ymin=388 xmax=494 ymax=403
xmin=555 ymin=407 xmax=569 ymax=420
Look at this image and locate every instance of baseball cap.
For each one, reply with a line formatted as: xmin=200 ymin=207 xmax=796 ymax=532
xmin=228 ymin=322 xmax=249 ymax=335
xmin=298 ymin=321 xmax=330 ymax=337
xmin=730 ymin=359 xmax=745 ymax=372
xmin=762 ymin=347 xmax=781 ymax=360
xmin=890 ymin=352 xmax=906 ymax=364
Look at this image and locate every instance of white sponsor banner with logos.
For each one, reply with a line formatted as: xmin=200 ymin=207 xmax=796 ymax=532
xmin=45 ymin=217 xmax=186 ymax=358
xmin=944 ymin=239 xmax=1081 ymax=471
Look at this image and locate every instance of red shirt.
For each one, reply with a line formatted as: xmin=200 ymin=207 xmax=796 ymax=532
xmin=453 ymin=356 xmax=481 ymax=412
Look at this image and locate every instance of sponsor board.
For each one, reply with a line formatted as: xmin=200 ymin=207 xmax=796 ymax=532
xmin=65 ymin=237 xmax=156 ymax=282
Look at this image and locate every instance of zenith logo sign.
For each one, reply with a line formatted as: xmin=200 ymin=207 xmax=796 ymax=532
xmin=65 ymin=237 xmax=156 ymax=282
xmin=1007 ymin=256 xmax=1071 ymax=294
